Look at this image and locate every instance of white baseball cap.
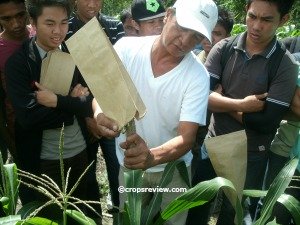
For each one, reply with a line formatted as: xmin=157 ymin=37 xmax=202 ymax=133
xmin=173 ymin=0 xmax=218 ymax=43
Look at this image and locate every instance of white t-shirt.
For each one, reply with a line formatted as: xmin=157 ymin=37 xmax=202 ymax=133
xmin=114 ymin=36 xmax=209 ymax=172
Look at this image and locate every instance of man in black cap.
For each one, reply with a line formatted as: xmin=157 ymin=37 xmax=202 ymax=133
xmin=131 ymin=0 xmax=166 ymax=36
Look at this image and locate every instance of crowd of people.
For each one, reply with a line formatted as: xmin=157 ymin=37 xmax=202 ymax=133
xmin=0 ymin=0 xmax=299 ymax=225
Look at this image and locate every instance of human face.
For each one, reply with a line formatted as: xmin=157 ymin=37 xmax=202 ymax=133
xmin=32 ymin=6 xmax=68 ymax=52
xmin=160 ymin=10 xmax=204 ymax=58
xmin=136 ymin=17 xmax=164 ymax=36
xmin=123 ymin=17 xmax=138 ymax=36
xmin=76 ymin=0 xmax=102 ymax=23
xmin=0 ymin=2 xmax=28 ymax=41
xmin=246 ymin=0 xmax=288 ymax=46
xmin=201 ymin=38 xmax=211 ymax=54
xmin=211 ymin=23 xmax=228 ymax=46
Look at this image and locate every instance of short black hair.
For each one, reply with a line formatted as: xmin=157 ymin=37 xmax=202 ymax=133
xmin=120 ymin=7 xmax=132 ymax=24
xmin=26 ymin=0 xmax=71 ymax=22
xmin=0 ymin=0 xmax=25 ymax=5
xmin=217 ymin=7 xmax=234 ymax=35
xmin=246 ymin=0 xmax=295 ymax=18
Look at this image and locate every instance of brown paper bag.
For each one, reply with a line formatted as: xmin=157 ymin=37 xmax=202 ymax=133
xmin=204 ymin=130 xmax=247 ymax=206
xmin=40 ymin=50 xmax=75 ymax=95
xmin=65 ymin=17 xmax=146 ymax=130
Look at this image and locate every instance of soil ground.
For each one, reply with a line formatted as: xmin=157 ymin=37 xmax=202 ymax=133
xmin=97 ymin=149 xmax=114 ymax=225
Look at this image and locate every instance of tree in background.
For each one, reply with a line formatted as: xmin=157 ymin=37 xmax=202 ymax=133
xmin=102 ymin=0 xmax=132 ymax=17
xmin=102 ymin=0 xmax=300 ymax=37
xmin=216 ymin=0 xmax=300 ymax=29
xmin=102 ymin=0 xmax=175 ymax=17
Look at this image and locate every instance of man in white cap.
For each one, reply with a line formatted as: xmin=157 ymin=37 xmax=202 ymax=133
xmin=94 ymin=0 xmax=218 ymax=224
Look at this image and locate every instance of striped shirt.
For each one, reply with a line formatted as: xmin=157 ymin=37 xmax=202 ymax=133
xmin=67 ymin=12 xmax=125 ymax=45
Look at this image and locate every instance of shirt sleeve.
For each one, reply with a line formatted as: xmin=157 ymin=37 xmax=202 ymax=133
xmin=204 ymin=39 xmax=227 ymax=91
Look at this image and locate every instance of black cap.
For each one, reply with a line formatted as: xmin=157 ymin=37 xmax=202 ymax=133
xmin=131 ymin=0 xmax=166 ymax=21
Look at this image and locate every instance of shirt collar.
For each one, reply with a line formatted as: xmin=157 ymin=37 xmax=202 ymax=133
xmin=235 ymin=31 xmax=278 ymax=59
xmin=34 ymin=40 xmax=62 ymax=59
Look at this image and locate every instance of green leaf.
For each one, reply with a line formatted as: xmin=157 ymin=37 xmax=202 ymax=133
xmin=141 ymin=161 xmax=187 ymax=225
xmin=17 ymin=201 xmax=44 ymax=219
xmin=266 ymin=218 xmax=280 ymax=225
xmin=16 ymin=217 xmax=59 ymax=225
xmin=124 ymin=169 xmax=143 ymax=225
xmin=243 ymin=190 xmax=300 ymax=224
xmin=65 ymin=210 xmax=96 ymax=225
xmin=277 ymin=194 xmax=300 ymax=225
xmin=121 ymin=203 xmax=131 ymax=225
xmin=3 ymin=163 xmax=19 ymax=215
xmin=254 ymin=158 xmax=298 ymax=225
xmin=0 ymin=197 xmax=9 ymax=206
xmin=175 ymin=161 xmax=190 ymax=188
xmin=155 ymin=177 xmax=243 ymax=225
xmin=243 ymin=189 xmax=267 ymax=198
xmin=0 ymin=215 xmax=21 ymax=224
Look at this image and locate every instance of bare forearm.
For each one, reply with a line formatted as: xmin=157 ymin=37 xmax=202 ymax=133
xmin=150 ymin=135 xmax=195 ymax=166
xmin=92 ymin=98 xmax=102 ymax=118
xmin=208 ymin=92 xmax=266 ymax=113
xmin=209 ymin=93 xmax=244 ymax=112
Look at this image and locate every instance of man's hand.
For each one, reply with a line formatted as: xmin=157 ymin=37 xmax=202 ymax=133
xmin=240 ymin=93 xmax=267 ymax=112
xmin=209 ymin=84 xmax=267 ymax=113
xmin=120 ymin=133 xmax=154 ymax=170
xmin=95 ymin=113 xmax=120 ymax=138
xmin=85 ymin=117 xmax=102 ymax=139
xmin=35 ymin=82 xmax=57 ymax=107
xmin=71 ymin=84 xmax=89 ymax=97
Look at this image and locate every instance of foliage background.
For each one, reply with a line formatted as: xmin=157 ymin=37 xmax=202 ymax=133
xmin=102 ymin=0 xmax=300 ymax=30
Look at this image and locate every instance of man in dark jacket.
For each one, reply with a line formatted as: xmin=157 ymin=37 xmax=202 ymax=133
xmin=5 ymin=0 xmax=94 ymax=219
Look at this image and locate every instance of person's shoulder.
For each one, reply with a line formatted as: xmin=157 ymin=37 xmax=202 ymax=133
xmin=6 ymin=39 xmax=31 ymax=65
xmin=115 ymin=36 xmax=155 ymax=48
xmin=292 ymin=52 xmax=300 ymax=63
xmin=185 ymin=53 xmax=210 ymax=79
xmin=281 ymin=46 xmax=298 ymax=66
xmin=100 ymin=13 xmax=122 ymax=26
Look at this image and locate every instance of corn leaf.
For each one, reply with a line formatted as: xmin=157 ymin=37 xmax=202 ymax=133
xmin=244 ymin=189 xmax=300 ymax=224
xmin=0 ymin=215 xmax=21 ymax=224
xmin=16 ymin=217 xmax=58 ymax=225
xmin=266 ymin=218 xmax=280 ymax=225
xmin=277 ymin=193 xmax=300 ymax=225
xmin=3 ymin=163 xmax=19 ymax=215
xmin=154 ymin=177 xmax=243 ymax=225
xmin=254 ymin=157 xmax=298 ymax=225
xmin=17 ymin=201 xmax=44 ymax=219
xmin=66 ymin=209 xmax=96 ymax=225
xmin=124 ymin=169 xmax=143 ymax=225
xmin=141 ymin=161 xmax=188 ymax=225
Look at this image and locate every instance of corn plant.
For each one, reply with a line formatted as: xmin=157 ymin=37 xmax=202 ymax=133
xmin=119 ymin=160 xmax=243 ymax=225
xmin=0 ymin=126 xmax=103 ymax=225
xmin=244 ymin=157 xmax=300 ymax=225
xmin=16 ymin=126 xmax=100 ymax=225
xmin=119 ymin=156 xmax=300 ymax=225
xmin=0 ymin=149 xmax=19 ymax=217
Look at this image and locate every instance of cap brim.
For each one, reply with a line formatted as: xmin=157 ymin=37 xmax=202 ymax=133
xmin=137 ymin=12 xmax=165 ymax=21
xmin=175 ymin=8 xmax=212 ymax=43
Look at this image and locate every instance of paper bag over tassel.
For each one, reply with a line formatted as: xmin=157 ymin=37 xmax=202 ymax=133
xmin=65 ymin=17 xmax=146 ymax=130
xmin=40 ymin=50 xmax=75 ymax=95
xmin=204 ymin=130 xmax=247 ymax=207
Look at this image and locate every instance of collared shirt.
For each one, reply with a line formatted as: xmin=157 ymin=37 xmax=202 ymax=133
xmin=205 ymin=32 xmax=298 ymax=152
xmin=67 ymin=12 xmax=125 ymax=45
